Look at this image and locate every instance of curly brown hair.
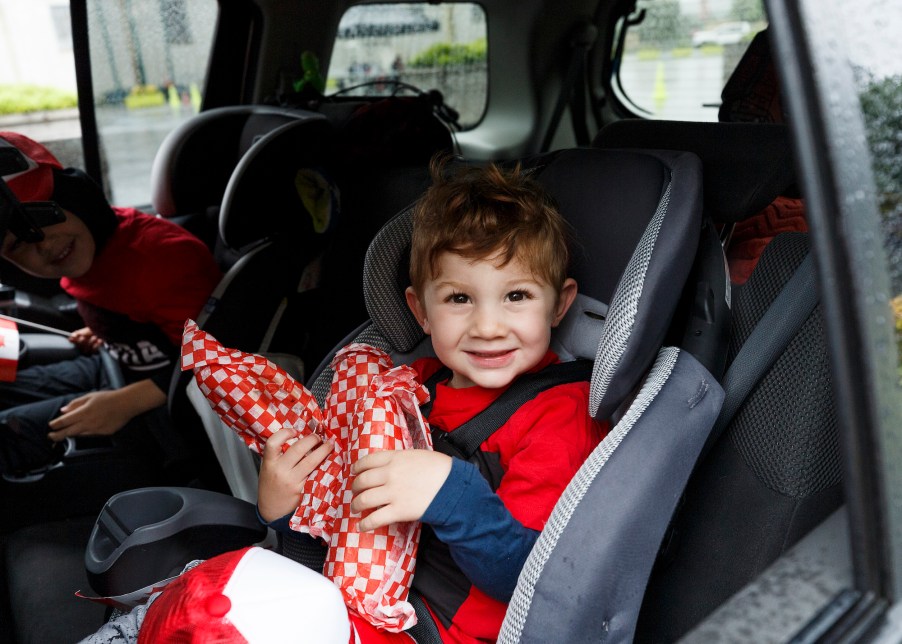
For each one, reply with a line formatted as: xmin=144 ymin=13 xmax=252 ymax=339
xmin=409 ymin=156 xmax=571 ymax=296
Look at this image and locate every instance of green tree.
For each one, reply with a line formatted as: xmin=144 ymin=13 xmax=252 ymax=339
xmin=409 ymin=39 xmax=486 ymax=68
xmin=859 ymin=73 xmax=902 ymax=296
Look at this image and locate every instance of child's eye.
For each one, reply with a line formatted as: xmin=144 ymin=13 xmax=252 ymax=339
xmin=447 ymin=292 xmax=470 ymax=304
xmin=507 ymin=290 xmax=532 ymax=302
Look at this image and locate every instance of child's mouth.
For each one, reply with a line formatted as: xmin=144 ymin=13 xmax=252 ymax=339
xmin=51 ymin=240 xmax=74 ymax=265
xmin=466 ymin=349 xmax=515 ymax=366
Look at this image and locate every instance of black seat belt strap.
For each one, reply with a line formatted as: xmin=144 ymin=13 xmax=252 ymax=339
xmin=405 ymin=590 xmax=444 ymax=644
xmin=435 ymin=360 xmax=594 ymax=459
xmin=708 ymin=252 xmax=819 ymax=450
xmin=540 ymin=23 xmax=598 ymax=152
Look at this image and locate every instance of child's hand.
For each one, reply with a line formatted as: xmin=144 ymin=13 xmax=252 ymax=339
xmin=48 ymin=389 xmax=140 ymax=440
xmin=68 ymin=327 xmax=103 ymax=354
xmin=258 ymin=428 xmax=333 ymax=523
xmin=350 ymin=450 xmax=452 ymax=532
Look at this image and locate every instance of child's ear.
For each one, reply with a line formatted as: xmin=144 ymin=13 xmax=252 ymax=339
xmin=405 ymin=286 xmax=431 ymax=334
xmin=551 ymin=278 xmax=578 ymax=327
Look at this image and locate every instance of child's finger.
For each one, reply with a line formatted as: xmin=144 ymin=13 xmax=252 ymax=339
xmin=357 ymin=505 xmax=394 ymax=533
xmin=351 ymin=450 xmax=392 ymax=475
xmin=350 ymin=483 xmax=389 ymax=515
xmin=262 ymin=427 xmax=298 ymax=459
xmin=283 ymin=432 xmax=324 ymax=460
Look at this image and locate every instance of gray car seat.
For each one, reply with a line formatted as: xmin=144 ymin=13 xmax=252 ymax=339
xmin=593 ymin=118 xmax=840 ymax=640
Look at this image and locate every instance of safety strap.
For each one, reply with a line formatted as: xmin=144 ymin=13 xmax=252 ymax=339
xmin=405 ymin=590 xmax=444 ymax=644
xmin=422 ymin=360 xmax=594 ymax=460
xmin=707 ymin=251 xmax=818 ymax=451
xmin=540 ymin=23 xmax=598 ymax=152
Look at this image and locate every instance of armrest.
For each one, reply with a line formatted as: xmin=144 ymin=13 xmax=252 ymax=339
xmin=85 ymin=486 xmax=267 ymax=597
xmin=18 ymin=332 xmax=79 ymax=367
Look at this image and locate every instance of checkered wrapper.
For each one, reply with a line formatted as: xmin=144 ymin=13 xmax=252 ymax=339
xmin=313 ymin=353 xmax=433 ymax=632
xmin=180 ymin=319 xmax=328 ymax=453
xmin=181 ymin=321 xmax=434 ymax=630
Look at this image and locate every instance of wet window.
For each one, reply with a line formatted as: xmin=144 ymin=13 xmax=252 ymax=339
xmin=0 ymin=1 xmax=217 ymax=208
xmin=326 ymin=3 xmax=487 ymax=129
xmin=846 ymin=11 xmax=902 ymax=382
xmin=87 ymin=0 xmax=218 ymax=206
xmin=613 ymin=0 xmax=767 ymax=121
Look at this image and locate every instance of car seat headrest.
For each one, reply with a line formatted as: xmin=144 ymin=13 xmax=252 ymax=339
xmin=151 ymin=106 xmax=325 ymax=217
xmin=530 ymin=148 xmax=702 ymax=419
xmin=363 ymin=148 xmax=703 ymax=420
xmin=593 ymin=120 xmax=794 ymax=224
xmin=719 ymin=28 xmax=787 ymax=124
xmin=219 ymin=118 xmax=338 ymax=250
xmin=550 ymin=293 xmax=609 ymax=362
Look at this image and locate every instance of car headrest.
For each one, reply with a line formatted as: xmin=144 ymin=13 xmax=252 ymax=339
xmin=362 ymin=147 xmax=702 ymax=420
xmin=218 ymin=117 xmax=338 ymax=250
xmin=150 ymin=106 xmax=325 ymax=217
xmin=593 ymin=119 xmax=794 ymax=224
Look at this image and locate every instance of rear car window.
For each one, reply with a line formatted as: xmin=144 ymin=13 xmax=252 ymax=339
xmin=613 ymin=0 xmax=767 ymax=121
xmin=326 ymin=3 xmax=487 ymax=129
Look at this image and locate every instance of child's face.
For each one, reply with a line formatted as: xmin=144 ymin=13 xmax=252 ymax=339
xmin=0 ymin=209 xmax=95 ymax=279
xmin=406 ymin=251 xmax=577 ymax=389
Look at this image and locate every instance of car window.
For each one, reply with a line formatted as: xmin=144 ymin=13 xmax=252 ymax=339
xmin=0 ymin=3 xmax=82 ymax=168
xmin=326 ymin=3 xmax=487 ymax=129
xmin=613 ymin=0 xmax=767 ymax=121
xmin=855 ymin=24 xmax=902 ymax=388
xmin=88 ymin=0 xmax=218 ymax=207
xmin=0 ymin=1 xmax=217 ymax=208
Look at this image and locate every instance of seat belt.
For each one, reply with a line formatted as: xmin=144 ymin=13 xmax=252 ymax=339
xmin=706 ymin=251 xmax=819 ymax=453
xmin=421 ymin=360 xmax=594 ymax=459
xmin=540 ymin=23 xmax=598 ymax=152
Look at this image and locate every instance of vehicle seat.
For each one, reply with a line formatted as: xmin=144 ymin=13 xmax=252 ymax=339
xmin=592 ymin=119 xmax=841 ymax=639
xmin=150 ymin=105 xmax=328 ymax=254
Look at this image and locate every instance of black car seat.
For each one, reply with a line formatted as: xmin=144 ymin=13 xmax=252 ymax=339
xmin=593 ymin=119 xmax=841 ymax=640
xmin=150 ymin=105 xmax=328 ymax=254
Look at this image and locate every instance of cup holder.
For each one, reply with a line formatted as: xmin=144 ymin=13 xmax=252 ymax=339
xmin=85 ymin=487 xmax=266 ymax=597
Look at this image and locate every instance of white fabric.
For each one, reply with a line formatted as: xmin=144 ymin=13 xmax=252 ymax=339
xmin=224 ymin=548 xmax=351 ymax=644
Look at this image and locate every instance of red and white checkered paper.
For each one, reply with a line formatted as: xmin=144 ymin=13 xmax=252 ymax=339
xmin=180 ymin=320 xmax=433 ymax=632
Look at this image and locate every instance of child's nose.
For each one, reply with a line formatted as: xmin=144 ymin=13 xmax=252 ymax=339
xmin=471 ymin=305 xmax=505 ymax=337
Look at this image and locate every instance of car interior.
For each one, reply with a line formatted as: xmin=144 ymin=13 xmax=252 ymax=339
xmin=0 ymin=0 xmax=883 ymax=641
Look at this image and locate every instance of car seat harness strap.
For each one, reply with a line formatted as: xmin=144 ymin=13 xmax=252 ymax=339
xmin=421 ymin=360 xmax=594 ymax=461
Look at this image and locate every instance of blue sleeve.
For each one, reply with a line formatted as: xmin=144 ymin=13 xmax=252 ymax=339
xmin=421 ymin=457 xmax=540 ymax=601
xmin=256 ymin=506 xmax=293 ymax=534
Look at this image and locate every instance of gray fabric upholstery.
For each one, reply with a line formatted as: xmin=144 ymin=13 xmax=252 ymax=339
xmin=499 ymin=348 xmax=724 ymax=643
xmin=634 ymin=232 xmax=842 ymax=641
xmin=594 ymin=120 xmax=796 ymax=223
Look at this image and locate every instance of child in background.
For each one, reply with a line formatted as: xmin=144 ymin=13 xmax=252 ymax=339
xmin=0 ymin=132 xmax=221 ymax=477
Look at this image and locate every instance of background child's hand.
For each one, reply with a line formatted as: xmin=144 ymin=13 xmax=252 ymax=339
xmin=350 ymin=450 xmax=452 ymax=531
xmin=47 ymin=389 xmax=133 ymax=439
xmin=258 ymin=428 xmax=333 ymax=523
xmin=68 ymin=326 xmax=103 ymax=354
